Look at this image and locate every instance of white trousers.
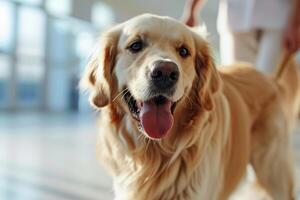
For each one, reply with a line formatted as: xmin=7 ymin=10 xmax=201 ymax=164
xmin=220 ymin=29 xmax=283 ymax=74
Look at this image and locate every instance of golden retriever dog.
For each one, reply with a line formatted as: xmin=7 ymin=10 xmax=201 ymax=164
xmin=80 ymin=14 xmax=300 ymax=200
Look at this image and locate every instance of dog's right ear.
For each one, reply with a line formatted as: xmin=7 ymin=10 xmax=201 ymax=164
xmin=80 ymin=25 xmax=121 ymax=108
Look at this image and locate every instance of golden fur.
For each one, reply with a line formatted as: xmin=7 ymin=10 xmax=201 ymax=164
xmin=80 ymin=14 xmax=300 ymax=200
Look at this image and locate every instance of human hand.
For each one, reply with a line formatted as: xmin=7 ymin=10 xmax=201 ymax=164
xmin=283 ymin=22 xmax=300 ymax=54
xmin=182 ymin=14 xmax=198 ymax=27
xmin=181 ymin=0 xmax=203 ymax=27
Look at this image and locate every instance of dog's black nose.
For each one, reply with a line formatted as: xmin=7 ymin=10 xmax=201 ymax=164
xmin=150 ymin=61 xmax=179 ymax=89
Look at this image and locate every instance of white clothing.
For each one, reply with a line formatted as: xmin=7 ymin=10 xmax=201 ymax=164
xmin=217 ymin=0 xmax=291 ymax=32
xmin=220 ymin=29 xmax=283 ymax=74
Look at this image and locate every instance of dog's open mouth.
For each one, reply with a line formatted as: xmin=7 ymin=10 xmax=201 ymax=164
xmin=124 ymin=90 xmax=177 ymax=139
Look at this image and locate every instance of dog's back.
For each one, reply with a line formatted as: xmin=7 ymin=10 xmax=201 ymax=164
xmin=220 ymin=53 xmax=300 ymax=126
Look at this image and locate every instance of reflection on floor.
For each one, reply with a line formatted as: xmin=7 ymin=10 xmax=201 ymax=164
xmin=0 ymin=112 xmax=113 ymax=200
xmin=0 ymin=112 xmax=299 ymax=200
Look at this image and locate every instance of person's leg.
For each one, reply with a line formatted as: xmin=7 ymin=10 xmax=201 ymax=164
xmin=256 ymin=29 xmax=283 ymax=74
xmin=220 ymin=30 xmax=258 ymax=65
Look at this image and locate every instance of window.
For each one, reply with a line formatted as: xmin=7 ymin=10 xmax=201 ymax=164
xmin=16 ymin=58 xmax=44 ymax=108
xmin=17 ymin=6 xmax=46 ymax=57
xmin=92 ymin=2 xmax=115 ymax=28
xmin=76 ymin=32 xmax=94 ymax=59
xmin=17 ymin=57 xmax=44 ymax=82
xmin=0 ymin=55 xmax=11 ymax=108
xmin=46 ymin=0 xmax=72 ymax=16
xmin=0 ymin=0 xmax=101 ymax=111
xmin=16 ymin=5 xmax=46 ymax=108
xmin=0 ymin=1 xmax=14 ymax=52
xmin=15 ymin=0 xmax=42 ymax=6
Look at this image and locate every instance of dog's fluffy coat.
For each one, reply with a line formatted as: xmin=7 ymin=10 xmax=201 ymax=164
xmin=81 ymin=14 xmax=300 ymax=200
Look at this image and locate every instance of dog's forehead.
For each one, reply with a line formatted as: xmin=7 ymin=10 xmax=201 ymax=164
xmin=121 ymin=14 xmax=191 ymax=41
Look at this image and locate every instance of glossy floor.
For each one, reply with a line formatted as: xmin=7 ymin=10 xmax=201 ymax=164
xmin=0 ymin=113 xmax=299 ymax=200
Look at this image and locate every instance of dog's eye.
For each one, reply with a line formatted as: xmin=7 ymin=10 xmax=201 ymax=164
xmin=178 ymin=47 xmax=190 ymax=58
xmin=128 ymin=40 xmax=144 ymax=53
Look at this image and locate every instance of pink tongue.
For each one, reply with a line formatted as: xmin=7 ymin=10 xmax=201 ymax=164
xmin=139 ymin=100 xmax=174 ymax=139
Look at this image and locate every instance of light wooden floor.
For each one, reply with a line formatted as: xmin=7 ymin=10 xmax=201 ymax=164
xmin=0 ymin=113 xmax=299 ymax=200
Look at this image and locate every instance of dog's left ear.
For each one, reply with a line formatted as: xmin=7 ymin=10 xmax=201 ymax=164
xmin=80 ymin=25 xmax=121 ymax=108
xmin=191 ymin=30 xmax=221 ymax=111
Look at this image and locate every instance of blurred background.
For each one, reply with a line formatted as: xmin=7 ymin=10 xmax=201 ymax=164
xmin=0 ymin=0 xmax=220 ymax=113
xmin=0 ymin=0 xmax=299 ymax=199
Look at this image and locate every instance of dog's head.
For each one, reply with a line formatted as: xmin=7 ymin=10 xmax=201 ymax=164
xmin=81 ymin=14 xmax=220 ymax=140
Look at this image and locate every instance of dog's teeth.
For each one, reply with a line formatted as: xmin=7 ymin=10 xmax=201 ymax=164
xmin=137 ymin=101 xmax=142 ymax=108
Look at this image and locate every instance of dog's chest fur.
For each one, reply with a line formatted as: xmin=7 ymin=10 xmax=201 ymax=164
xmin=97 ymin=99 xmax=230 ymax=200
xmin=113 ymin=149 xmax=224 ymax=200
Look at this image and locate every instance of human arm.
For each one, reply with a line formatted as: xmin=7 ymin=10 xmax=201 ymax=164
xmin=283 ymin=0 xmax=300 ymax=54
xmin=181 ymin=0 xmax=206 ymax=27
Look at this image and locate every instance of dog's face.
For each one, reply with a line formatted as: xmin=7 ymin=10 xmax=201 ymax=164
xmin=81 ymin=14 xmax=219 ymax=140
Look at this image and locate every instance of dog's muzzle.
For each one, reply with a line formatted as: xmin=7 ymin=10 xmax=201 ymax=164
xmin=123 ymin=60 xmax=180 ymax=139
xmin=148 ymin=60 xmax=179 ymax=94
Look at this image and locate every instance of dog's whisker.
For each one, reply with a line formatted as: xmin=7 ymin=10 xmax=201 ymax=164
xmin=137 ymin=133 xmax=144 ymax=141
xmin=120 ymin=90 xmax=130 ymax=102
xmin=112 ymin=88 xmax=129 ymax=102
xmin=145 ymin=138 xmax=154 ymax=153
